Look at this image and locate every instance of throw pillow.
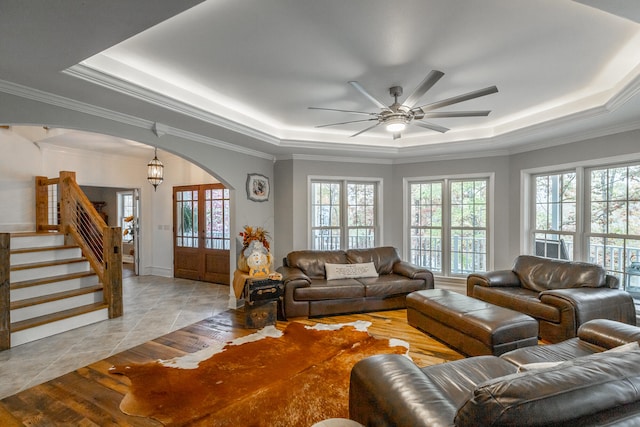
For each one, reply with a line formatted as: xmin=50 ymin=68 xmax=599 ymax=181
xmin=516 ymin=361 xmax=563 ymax=372
xmin=325 ymin=262 xmax=378 ymax=280
xmin=603 ymin=341 xmax=640 ymax=353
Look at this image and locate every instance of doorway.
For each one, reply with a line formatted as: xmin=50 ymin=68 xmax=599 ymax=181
xmin=173 ymin=184 xmax=230 ymax=284
xmin=117 ymin=189 xmax=140 ymax=276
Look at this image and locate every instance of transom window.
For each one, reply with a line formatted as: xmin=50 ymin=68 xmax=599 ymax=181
xmin=310 ymin=179 xmax=379 ymax=250
xmin=408 ymin=177 xmax=490 ymax=276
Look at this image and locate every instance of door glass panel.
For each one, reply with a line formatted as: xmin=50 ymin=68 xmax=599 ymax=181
xmin=176 ymin=189 xmax=198 ymax=248
xmin=204 ymin=186 xmax=230 ymax=250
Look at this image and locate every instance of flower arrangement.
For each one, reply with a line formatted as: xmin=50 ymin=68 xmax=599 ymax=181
xmin=239 ymin=225 xmax=270 ymax=252
xmin=123 ymin=215 xmax=135 ymax=241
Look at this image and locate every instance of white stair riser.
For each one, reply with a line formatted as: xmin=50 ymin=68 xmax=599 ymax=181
xmin=10 ymin=308 xmax=109 ymax=347
xmin=11 ymin=275 xmax=100 ymax=301
xmin=10 ymin=234 xmax=64 ymax=250
xmin=11 ymin=292 xmax=104 ymax=322
xmin=11 ymin=247 xmax=82 ymax=265
xmin=11 ymin=261 xmax=91 ymax=282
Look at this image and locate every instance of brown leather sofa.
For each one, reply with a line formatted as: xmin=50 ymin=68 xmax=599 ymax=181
xmin=467 ymin=255 xmax=636 ymax=343
xmin=349 ymin=319 xmax=640 ymax=427
xmin=276 ymin=246 xmax=433 ymax=318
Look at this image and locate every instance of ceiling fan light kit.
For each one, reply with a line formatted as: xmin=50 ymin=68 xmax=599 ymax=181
xmin=310 ymin=70 xmax=498 ymax=140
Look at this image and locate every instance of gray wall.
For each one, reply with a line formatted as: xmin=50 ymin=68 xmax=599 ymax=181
xmin=3 ymin=89 xmax=640 ymax=278
xmin=275 ymin=130 xmax=640 ymax=273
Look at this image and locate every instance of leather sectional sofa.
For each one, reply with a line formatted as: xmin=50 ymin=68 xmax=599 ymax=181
xmin=467 ymin=255 xmax=637 ymax=342
xmin=276 ymin=246 xmax=433 ymax=319
xmin=350 ymin=319 xmax=640 ymax=426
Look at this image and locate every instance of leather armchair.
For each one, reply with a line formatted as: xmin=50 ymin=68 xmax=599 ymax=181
xmin=467 ymin=255 xmax=637 ymax=343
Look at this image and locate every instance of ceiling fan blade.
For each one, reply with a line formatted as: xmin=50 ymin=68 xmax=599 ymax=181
xmin=403 ymin=70 xmax=445 ymax=108
xmin=349 ymin=81 xmax=390 ymax=110
xmin=417 ymin=86 xmax=499 ymax=113
xmin=350 ymin=122 xmax=382 ymax=137
xmin=308 ymin=106 xmax=377 ymax=116
xmin=413 ymin=121 xmax=450 ymax=133
xmin=423 ymin=110 xmax=491 ymax=118
xmin=315 ymin=118 xmax=378 ymax=128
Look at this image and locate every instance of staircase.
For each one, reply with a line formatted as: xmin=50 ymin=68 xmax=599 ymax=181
xmin=8 ymin=232 xmax=109 ymax=346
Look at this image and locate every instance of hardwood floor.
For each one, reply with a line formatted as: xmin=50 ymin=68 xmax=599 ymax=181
xmin=0 ymin=308 xmax=462 ymax=426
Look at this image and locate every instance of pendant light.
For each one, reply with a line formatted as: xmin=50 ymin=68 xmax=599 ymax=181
xmin=147 ymin=147 xmax=164 ymax=191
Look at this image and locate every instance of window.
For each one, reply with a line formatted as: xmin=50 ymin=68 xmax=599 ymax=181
xmin=527 ymin=161 xmax=640 ymax=291
xmin=205 ymin=186 xmax=230 ymax=250
xmin=117 ymin=191 xmax=134 ymax=243
xmin=408 ymin=177 xmax=489 ymax=276
xmin=587 ymin=164 xmax=640 ymax=286
xmin=310 ymin=179 xmax=379 ymax=250
xmin=531 ymin=172 xmax=576 ymax=260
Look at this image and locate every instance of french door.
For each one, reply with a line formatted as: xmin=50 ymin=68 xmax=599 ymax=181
xmin=173 ymin=184 xmax=230 ymax=284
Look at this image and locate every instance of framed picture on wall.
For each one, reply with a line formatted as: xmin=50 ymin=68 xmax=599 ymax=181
xmin=246 ymin=173 xmax=270 ymax=202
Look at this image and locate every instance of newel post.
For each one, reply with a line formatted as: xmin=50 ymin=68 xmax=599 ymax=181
xmin=58 ymin=171 xmax=76 ymax=246
xmin=35 ymin=176 xmax=49 ymax=232
xmin=0 ymin=233 xmax=10 ymax=350
xmin=103 ymin=227 xmax=123 ymax=318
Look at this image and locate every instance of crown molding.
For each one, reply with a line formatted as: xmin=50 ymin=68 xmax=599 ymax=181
xmin=0 ymin=79 xmax=149 ymax=129
xmin=64 ymin=64 xmax=281 ymax=146
xmin=0 ymin=79 xmax=275 ymax=161
xmin=286 ymin=153 xmax=394 ymax=165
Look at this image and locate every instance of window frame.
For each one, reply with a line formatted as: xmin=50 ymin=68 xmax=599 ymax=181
xmin=523 ymin=155 xmax=640 ymax=289
xmin=529 ymin=170 xmax=579 ymax=260
xmin=308 ymin=177 xmax=382 ymax=251
xmin=404 ymin=173 xmax=494 ymax=278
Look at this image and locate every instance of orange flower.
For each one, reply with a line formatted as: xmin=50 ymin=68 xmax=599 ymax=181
xmin=239 ymin=225 xmax=270 ymax=252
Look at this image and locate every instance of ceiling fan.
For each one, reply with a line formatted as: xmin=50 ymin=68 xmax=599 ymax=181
xmin=309 ymin=70 xmax=498 ymax=140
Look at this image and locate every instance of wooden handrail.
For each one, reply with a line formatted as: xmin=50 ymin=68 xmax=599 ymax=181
xmin=36 ymin=171 xmax=123 ymax=319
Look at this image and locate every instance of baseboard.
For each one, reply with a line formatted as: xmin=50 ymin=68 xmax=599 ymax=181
xmin=146 ymin=266 xmax=173 ymax=277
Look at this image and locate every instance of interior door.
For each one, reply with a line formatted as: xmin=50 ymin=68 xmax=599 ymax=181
xmin=174 ymin=184 xmax=230 ymax=284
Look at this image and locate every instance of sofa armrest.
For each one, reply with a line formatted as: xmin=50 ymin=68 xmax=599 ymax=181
xmin=393 ymin=262 xmax=434 ymax=286
xmin=349 ymin=354 xmax=452 ymax=427
xmin=276 ymin=265 xmax=311 ymax=286
xmin=466 ymin=270 xmax=520 ymax=295
xmin=540 ymin=288 xmax=637 ymax=329
xmin=578 ymin=319 xmax=640 ymax=349
xmin=605 ymin=274 xmax=620 ymax=289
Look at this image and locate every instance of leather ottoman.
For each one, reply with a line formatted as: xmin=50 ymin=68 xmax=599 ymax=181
xmin=407 ymin=289 xmax=538 ymax=356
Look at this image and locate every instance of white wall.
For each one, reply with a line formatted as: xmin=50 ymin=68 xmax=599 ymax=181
xmin=0 ymin=129 xmax=41 ymax=231
xmin=0 ymin=132 xmax=225 ymax=279
xmin=0 ymin=91 xmax=275 ymax=305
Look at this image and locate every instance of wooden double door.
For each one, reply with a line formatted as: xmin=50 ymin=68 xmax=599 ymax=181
xmin=173 ymin=184 xmax=230 ymax=284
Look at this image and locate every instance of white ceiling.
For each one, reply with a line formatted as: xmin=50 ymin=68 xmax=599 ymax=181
xmin=2 ymin=0 xmax=640 ymax=161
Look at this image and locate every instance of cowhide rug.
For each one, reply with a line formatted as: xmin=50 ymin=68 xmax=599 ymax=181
xmin=110 ymin=321 xmax=409 ymax=426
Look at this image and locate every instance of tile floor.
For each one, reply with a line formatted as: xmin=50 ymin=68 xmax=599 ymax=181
xmin=0 ymin=273 xmax=232 ymax=399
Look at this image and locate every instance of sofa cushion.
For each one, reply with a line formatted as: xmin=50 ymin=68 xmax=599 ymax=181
xmin=286 ymin=250 xmax=348 ymax=278
xmin=472 ymin=285 xmax=561 ymax=322
xmin=499 ymin=337 xmax=604 ymax=366
xmin=513 ymin=255 xmax=606 ymax=292
xmin=325 ymin=262 xmax=378 ymax=280
xmin=358 ymin=274 xmax=426 ymax=297
xmin=455 ymin=350 xmax=640 ymax=426
xmin=347 ymin=247 xmax=400 ymax=275
xmin=293 ymin=278 xmax=364 ymax=301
